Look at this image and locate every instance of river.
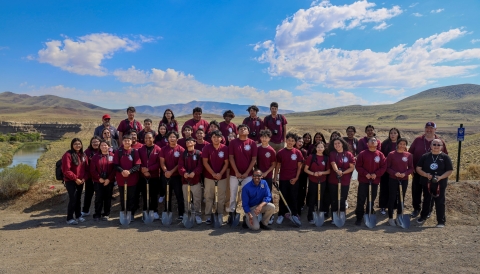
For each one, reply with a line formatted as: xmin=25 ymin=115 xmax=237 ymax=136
xmin=0 ymin=143 xmax=46 ymax=170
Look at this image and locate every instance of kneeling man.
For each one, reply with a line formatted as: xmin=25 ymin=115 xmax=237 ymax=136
xmin=241 ymin=169 xmax=275 ymax=230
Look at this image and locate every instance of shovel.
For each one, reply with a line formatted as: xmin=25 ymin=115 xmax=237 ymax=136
xmin=211 ymin=180 xmax=222 ymax=228
xmin=182 ymin=180 xmax=195 ymax=228
xmin=142 ymin=178 xmax=155 ymax=224
xmin=364 ymin=180 xmax=377 ymax=229
xmin=229 ymin=179 xmax=243 ymax=227
xmin=273 ymin=181 xmax=301 ymax=227
xmin=332 ymin=172 xmax=346 ymax=228
xmin=396 ymin=179 xmax=410 ymax=229
xmin=161 ymin=178 xmax=173 ymax=225
xmin=312 ymin=182 xmax=324 ymax=227
xmin=119 ymin=180 xmax=131 ymax=226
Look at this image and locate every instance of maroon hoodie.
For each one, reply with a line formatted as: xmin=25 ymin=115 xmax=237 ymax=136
xmin=355 ymin=149 xmax=387 ymax=184
xmin=178 ymin=150 xmax=203 ymax=185
xmin=386 ymin=151 xmax=414 ymax=179
xmin=113 ymin=147 xmax=141 ymax=186
xmin=138 ymin=144 xmax=161 ymax=178
xmin=89 ymin=152 xmax=116 ymax=182
xmin=62 ymin=151 xmax=88 ymax=182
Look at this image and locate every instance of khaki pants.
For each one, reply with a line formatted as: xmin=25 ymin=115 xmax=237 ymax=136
xmin=227 ymin=176 xmax=251 ymax=212
xmin=269 ymin=142 xmax=285 ymax=153
xmin=182 ymin=183 xmax=202 ymax=216
xmin=204 ymin=178 xmax=227 ymax=214
xmin=245 ymin=203 xmax=276 ymax=230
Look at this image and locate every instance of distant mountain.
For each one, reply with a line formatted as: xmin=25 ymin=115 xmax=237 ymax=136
xmin=133 ymin=101 xmax=295 ymax=117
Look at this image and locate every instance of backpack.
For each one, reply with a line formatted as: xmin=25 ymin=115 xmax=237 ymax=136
xmin=124 ymin=118 xmax=138 ymax=132
xmin=55 ymin=159 xmax=63 ymax=181
xmin=265 ymin=114 xmax=285 ymax=126
xmin=117 ymin=147 xmax=136 ymax=164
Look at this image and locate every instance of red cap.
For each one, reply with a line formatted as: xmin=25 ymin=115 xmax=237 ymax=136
xmin=425 ymin=121 xmax=436 ymax=128
xmin=102 ymin=114 xmax=111 ymax=120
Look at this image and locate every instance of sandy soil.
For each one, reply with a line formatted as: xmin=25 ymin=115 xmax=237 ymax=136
xmin=1 ymin=180 xmax=479 ymax=273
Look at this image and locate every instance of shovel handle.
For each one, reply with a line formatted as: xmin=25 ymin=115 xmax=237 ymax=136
xmin=124 ymin=180 xmax=128 ymax=214
xmin=146 ymin=180 xmax=150 ymax=211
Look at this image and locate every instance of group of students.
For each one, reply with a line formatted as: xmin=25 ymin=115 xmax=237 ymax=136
xmin=61 ymin=102 xmax=453 ymax=229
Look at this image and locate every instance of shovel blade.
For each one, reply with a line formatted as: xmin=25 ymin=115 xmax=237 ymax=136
xmin=364 ymin=213 xmax=377 ymax=229
xmin=119 ymin=211 xmax=131 ymax=226
xmin=142 ymin=210 xmax=155 ymax=224
xmin=333 ymin=211 xmax=346 ymax=228
xmin=212 ymin=213 xmax=221 ymax=228
xmin=289 ymin=214 xmax=302 ymax=227
xmin=396 ymin=214 xmax=410 ymax=229
xmin=182 ymin=213 xmax=195 ymax=229
xmin=162 ymin=212 xmax=172 ymax=225
xmin=231 ymin=213 xmax=241 ymax=227
xmin=313 ymin=211 xmax=325 ymax=227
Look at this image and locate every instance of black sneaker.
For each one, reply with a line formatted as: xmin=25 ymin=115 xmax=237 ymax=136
xmin=228 ymin=212 xmax=234 ymax=224
xmin=416 ymin=217 xmax=426 ymax=224
xmin=355 ymin=219 xmax=362 ymax=226
xmin=410 ymin=210 xmax=420 ymax=218
xmin=260 ymin=222 xmax=271 ymax=230
xmin=242 ymin=216 xmax=248 ymax=229
xmin=177 ymin=216 xmax=183 ymax=221
xmin=427 ymin=211 xmax=432 ymax=218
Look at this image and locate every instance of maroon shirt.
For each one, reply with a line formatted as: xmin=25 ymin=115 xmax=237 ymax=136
xmin=178 ymin=150 xmax=203 ymax=185
xmin=356 ymin=136 xmax=381 ymax=155
xmin=228 ymin=138 xmax=258 ymax=177
xmin=328 ymin=151 xmax=356 ymax=186
xmin=138 ymin=144 xmax=161 ymax=178
xmin=177 ymin=138 xmax=188 ymax=150
xmin=219 ymin=121 xmax=237 ymax=143
xmin=387 ymin=151 xmax=414 ymax=179
xmin=154 ymin=135 xmax=168 ymax=148
xmin=195 ymin=140 xmax=209 ymax=151
xmin=89 ymin=152 xmax=116 ymax=182
xmin=123 ymin=142 xmax=144 ymax=150
xmin=408 ymin=135 xmax=448 ymax=167
xmin=113 ymin=148 xmax=141 ymax=186
xmin=242 ymin=117 xmax=264 ymax=143
xmin=117 ymin=119 xmax=143 ymax=135
xmin=257 ymin=145 xmax=276 ymax=179
xmin=62 ymin=151 xmax=88 ymax=181
xmin=181 ymin=119 xmax=210 ymax=137
xmin=355 ymin=150 xmax=387 ymax=185
xmin=160 ymin=121 xmax=178 ymax=133
xmin=84 ymin=147 xmax=99 ymax=180
xmin=137 ymin=129 xmax=157 ymax=144
xmin=305 ymin=154 xmax=330 ymax=183
xmin=205 ymin=132 xmax=226 ymax=145
xmin=202 ymin=143 xmax=229 ymax=180
xmin=343 ymin=137 xmax=358 ymax=156
xmin=264 ymin=114 xmax=288 ymax=144
xmin=380 ymin=139 xmax=397 ymax=157
xmin=276 ymin=147 xmax=304 ymax=181
xmin=159 ymin=145 xmax=185 ymax=177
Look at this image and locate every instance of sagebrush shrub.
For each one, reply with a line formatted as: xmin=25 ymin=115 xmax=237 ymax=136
xmin=0 ymin=164 xmax=40 ymax=199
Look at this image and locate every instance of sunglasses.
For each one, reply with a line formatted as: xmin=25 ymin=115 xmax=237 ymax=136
xmin=253 ymin=174 xmax=262 ymax=177
xmin=432 ymin=144 xmax=443 ymax=147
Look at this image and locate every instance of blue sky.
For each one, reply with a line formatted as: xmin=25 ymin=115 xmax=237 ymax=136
xmin=1 ymin=0 xmax=479 ymax=111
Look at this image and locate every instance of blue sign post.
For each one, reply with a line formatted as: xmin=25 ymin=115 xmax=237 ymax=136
xmin=456 ymin=124 xmax=464 ymax=182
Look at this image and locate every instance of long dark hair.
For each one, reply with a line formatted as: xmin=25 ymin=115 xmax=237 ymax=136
xmin=329 ymin=131 xmax=341 ymax=141
xmin=87 ymin=136 xmax=102 ymax=151
xmin=328 ymin=137 xmax=349 ymax=153
xmin=313 ymin=132 xmax=327 ymax=145
xmin=311 ymin=141 xmax=328 ymax=157
xmin=382 ymin=128 xmax=401 ymax=151
xmin=302 ymin=133 xmax=312 ymax=149
xmin=161 ymin=109 xmax=177 ymax=125
xmin=69 ymin=138 xmax=84 ymax=166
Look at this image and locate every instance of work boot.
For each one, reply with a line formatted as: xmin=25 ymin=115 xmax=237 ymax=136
xmin=260 ymin=222 xmax=271 ymax=230
xmin=242 ymin=216 xmax=248 ymax=229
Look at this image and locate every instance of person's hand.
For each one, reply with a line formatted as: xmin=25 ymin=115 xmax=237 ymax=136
xmin=395 ymin=172 xmax=400 ymax=178
xmin=249 ymin=214 xmax=254 ymax=227
xmin=122 ymin=170 xmax=130 ymax=177
xmin=104 ymin=179 xmax=110 ymax=186
xmin=75 ymin=179 xmax=84 ymax=185
xmin=189 ymin=172 xmax=195 ymax=178
xmin=336 ymin=170 xmax=343 ymax=177
xmin=262 ymin=172 xmax=268 ymax=178
xmin=144 ymin=171 xmax=151 ymax=178
xmin=99 ymin=178 xmax=105 ymax=183
xmin=290 ymin=178 xmax=298 ymax=185
xmin=141 ymin=167 xmax=149 ymax=173
xmin=184 ymin=173 xmax=189 ymax=179
xmin=399 ymin=173 xmax=405 ymax=178
xmin=254 ymin=206 xmax=262 ymax=216
xmin=371 ymin=174 xmax=376 ymax=180
xmin=366 ymin=174 xmax=371 ymax=179
xmin=240 ymin=173 xmax=248 ymax=179
xmin=213 ymin=173 xmax=221 ymax=180
xmin=426 ymin=173 xmax=433 ymax=180
xmin=165 ymin=171 xmax=172 ymax=178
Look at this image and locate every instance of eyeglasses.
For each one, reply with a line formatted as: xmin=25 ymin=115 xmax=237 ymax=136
xmin=432 ymin=144 xmax=443 ymax=147
xmin=73 ymin=143 xmax=82 ymax=146
xmin=253 ymin=175 xmax=262 ymax=177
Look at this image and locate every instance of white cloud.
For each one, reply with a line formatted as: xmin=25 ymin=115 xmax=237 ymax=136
xmin=377 ymin=88 xmax=405 ymax=96
xmin=35 ymin=33 xmax=155 ymax=76
xmin=471 ymin=39 xmax=480 ymax=44
xmin=256 ymin=5 xmax=480 ymax=90
xmin=0 ymin=46 xmax=9 ymax=50
xmin=409 ymin=3 xmax=418 ymax=8
xmin=430 ymin=9 xmax=444 ymax=13
xmin=373 ymin=21 xmax=391 ymax=30
xmin=412 ymin=12 xmax=422 ymax=17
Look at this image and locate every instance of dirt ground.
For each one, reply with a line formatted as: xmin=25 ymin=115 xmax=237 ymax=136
xmin=1 ymin=180 xmax=479 ymax=273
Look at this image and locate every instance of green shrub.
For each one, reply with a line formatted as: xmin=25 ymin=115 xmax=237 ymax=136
xmin=0 ymin=164 xmax=40 ymax=199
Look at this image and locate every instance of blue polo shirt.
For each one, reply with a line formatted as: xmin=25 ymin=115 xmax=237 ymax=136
xmin=241 ymin=179 xmax=272 ymax=213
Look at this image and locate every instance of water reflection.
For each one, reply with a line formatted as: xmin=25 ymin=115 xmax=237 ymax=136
xmin=1 ymin=143 xmax=46 ymax=170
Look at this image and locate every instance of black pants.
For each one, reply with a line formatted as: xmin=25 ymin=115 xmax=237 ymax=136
xmin=119 ymin=185 xmax=136 ymax=213
xmin=161 ymin=175 xmax=184 ymax=215
xmin=387 ymin=178 xmax=408 ymax=219
xmin=322 ymin=179 xmax=331 ymax=216
xmin=379 ymin=172 xmax=390 ymax=208
xmin=135 ymin=177 xmax=160 ymax=212
xmin=82 ymin=178 xmax=94 ymax=213
xmin=264 ymin=177 xmax=273 ymax=194
xmin=307 ymin=181 xmax=326 ymax=221
xmin=296 ymin=171 xmax=308 ymax=213
xmin=93 ymin=182 xmax=114 ymax=218
xmin=329 ymin=183 xmax=349 ymax=212
xmin=65 ymin=181 xmax=83 ymax=220
xmin=421 ymin=181 xmax=447 ymax=224
xmin=411 ymin=172 xmax=423 ymax=211
xmin=278 ymin=180 xmax=299 ymax=216
xmin=355 ymin=183 xmax=378 ymax=220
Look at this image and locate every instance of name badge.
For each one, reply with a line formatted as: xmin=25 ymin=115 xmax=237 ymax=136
xmin=128 ymin=155 xmax=133 ymax=161
xmin=108 ymin=156 xmax=113 ymax=162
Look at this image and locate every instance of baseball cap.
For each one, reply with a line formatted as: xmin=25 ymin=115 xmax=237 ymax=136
xmin=425 ymin=121 xmax=436 ymax=128
xmin=102 ymin=114 xmax=111 ymax=120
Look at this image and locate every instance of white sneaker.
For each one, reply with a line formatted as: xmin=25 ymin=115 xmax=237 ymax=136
xmin=195 ymin=216 xmax=202 ymax=224
xmin=309 ymin=220 xmax=315 ymax=224
xmin=66 ymin=219 xmax=78 ymax=225
xmin=276 ymin=215 xmax=284 ymax=224
xmin=77 ymin=217 xmax=86 ymax=223
xmin=81 ymin=211 xmax=90 ymax=217
xmin=158 ymin=196 xmax=164 ymax=203
xmin=345 ymin=201 xmax=348 ymax=209
xmin=388 ymin=219 xmax=396 ymax=227
xmin=153 ymin=212 xmax=160 ymax=220
xmin=268 ymin=216 xmax=274 ymax=225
